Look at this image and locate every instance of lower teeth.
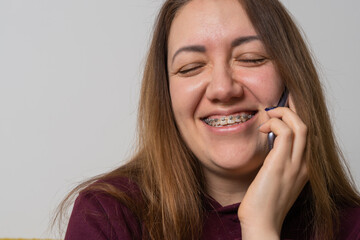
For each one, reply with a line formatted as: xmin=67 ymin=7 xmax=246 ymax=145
xmin=214 ymin=122 xmax=243 ymax=127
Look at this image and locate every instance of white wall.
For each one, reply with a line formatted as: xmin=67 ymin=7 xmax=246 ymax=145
xmin=0 ymin=0 xmax=359 ymax=238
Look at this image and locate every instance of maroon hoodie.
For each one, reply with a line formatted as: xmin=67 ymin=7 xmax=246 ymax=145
xmin=65 ymin=178 xmax=360 ymax=239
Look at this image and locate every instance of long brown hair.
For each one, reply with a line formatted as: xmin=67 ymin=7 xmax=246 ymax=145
xmin=55 ymin=0 xmax=360 ymax=239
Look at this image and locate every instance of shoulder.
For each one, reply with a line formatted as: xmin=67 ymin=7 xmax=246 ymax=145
xmin=65 ymin=177 xmax=143 ymax=240
xmin=338 ymin=206 xmax=360 ymax=240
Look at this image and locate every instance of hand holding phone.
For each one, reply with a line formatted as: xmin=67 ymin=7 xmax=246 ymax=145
xmin=239 ymin=91 xmax=308 ymax=238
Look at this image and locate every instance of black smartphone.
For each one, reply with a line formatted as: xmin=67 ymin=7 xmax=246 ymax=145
xmin=268 ymin=88 xmax=289 ymax=150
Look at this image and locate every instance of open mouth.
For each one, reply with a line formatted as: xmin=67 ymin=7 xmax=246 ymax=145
xmin=202 ymin=111 xmax=257 ymax=127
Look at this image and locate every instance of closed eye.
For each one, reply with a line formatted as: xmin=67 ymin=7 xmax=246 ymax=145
xmin=236 ymin=57 xmax=267 ymax=67
xmin=240 ymin=58 xmax=266 ymax=63
xmin=177 ymin=63 xmax=204 ymax=77
xmin=234 ymin=52 xmax=269 ymax=67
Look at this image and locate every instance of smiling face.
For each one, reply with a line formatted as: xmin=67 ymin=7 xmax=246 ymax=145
xmin=168 ymin=0 xmax=284 ymax=179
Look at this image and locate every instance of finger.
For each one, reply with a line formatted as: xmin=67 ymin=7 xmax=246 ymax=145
xmin=264 ymin=107 xmax=307 ymax=165
xmin=259 ymin=118 xmax=293 ymax=164
xmin=258 ymin=114 xmax=308 ymax=198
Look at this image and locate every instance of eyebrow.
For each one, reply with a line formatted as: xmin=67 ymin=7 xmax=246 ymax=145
xmin=231 ymin=35 xmax=259 ymax=48
xmin=171 ymin=35 xmax=260 ymax=64
xmin=171 ymin=45 xmax=206 ymax=64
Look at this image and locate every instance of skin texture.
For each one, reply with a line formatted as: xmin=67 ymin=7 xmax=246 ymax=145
xmin=168 ymin=0 xmax=308 ymax=238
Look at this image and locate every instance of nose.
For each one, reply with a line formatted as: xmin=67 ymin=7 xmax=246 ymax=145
xmin=205 ymin=63 xmax=244 ymax=103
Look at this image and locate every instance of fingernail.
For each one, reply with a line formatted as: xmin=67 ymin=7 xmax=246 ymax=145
xmin=257 ymin=123 xmax=264 ymax=129
xmin=265 ymin=106 xmax=277 ymax=112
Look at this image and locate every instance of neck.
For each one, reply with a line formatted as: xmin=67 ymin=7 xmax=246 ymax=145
xmin=204 ymin=167 xmax=259 ymax=206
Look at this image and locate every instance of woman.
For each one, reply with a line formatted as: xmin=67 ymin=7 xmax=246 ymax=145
xmin=58 ymin=0 xmax=360 ymax=239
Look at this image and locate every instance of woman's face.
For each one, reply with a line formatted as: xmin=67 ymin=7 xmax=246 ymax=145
xmin=168 ymin=0 xmax=283 ymax=178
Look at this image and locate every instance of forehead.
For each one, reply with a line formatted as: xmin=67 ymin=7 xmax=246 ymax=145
xmin=168 ymin=0 xmax=257 ymax=54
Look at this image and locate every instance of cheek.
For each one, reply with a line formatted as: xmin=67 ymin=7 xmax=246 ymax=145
xmin=235 ymin=64 xmax=283 ymax=105
xmin=169 ymin=77 xmax=206 ymax=120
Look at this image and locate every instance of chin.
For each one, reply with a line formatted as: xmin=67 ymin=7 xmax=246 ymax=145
xmin=201 ymin=144 xmax=267 ymax=176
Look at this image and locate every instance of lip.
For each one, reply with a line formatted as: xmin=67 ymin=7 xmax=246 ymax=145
xmin=201 ymin=111 xmax=258 ymax=135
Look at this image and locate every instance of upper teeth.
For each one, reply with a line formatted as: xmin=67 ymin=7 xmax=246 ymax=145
xmin=204 ymin=113 xmax=253 ymax=127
